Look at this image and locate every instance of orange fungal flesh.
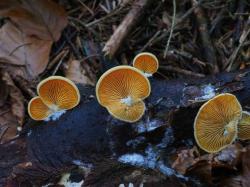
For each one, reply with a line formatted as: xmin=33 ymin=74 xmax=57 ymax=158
xmin=96 ymin=66 xmax=150 ymax=122
xmin=37 ymin=76 xmax=80 ymax=111
xmin=133 ymin=52 xmax=158 ymax=74
xmin=107 ymin=100 xmax=145 ymax=123
xmin=194 ymin=93 xmax=242 ymax=153
xmin=238 ymin=111 xmax=250 ymax=140
xmin=28 ymin=96 xmax=52 ymax=120
xmin=96 ymin=66 xmax=150 ymax=107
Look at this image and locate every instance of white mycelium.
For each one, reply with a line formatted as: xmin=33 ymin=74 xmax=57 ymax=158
xmin=45 ymin=110 xmax=66 ymax=121
xmin=121 ymin=96 xmax=133 ymax=106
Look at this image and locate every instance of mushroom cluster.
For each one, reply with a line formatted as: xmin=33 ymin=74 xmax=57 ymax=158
xmin=194 ymin=93 xmax=250 ymax=153
xmin=96 ymin=52 xmax=158 ymax=123
xmin=28 ymin=76 xmax=80 ymax=121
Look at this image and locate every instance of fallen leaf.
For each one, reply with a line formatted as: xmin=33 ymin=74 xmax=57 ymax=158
xmin=0 ymin=76 xmax=9 ymax=107
xmin=213 ymin=143 xmax=243 ymax=168
xmin=0 ymin=0 xmax=68 ymax=79
xmin=171 ymin=146 xmax=200 ymax=175
xmin=186 ymin=160 xmax=212 ymax=185
xmin=63 ymin=59 xmax=95 ymax=86
xmin=215 ymin=145 xmax=249 ymax=187
xmin=240 ymin=146 xmax=250 ymax=187
xmin=0 ymin=22 xmax=52 ymax=78
xmin=0 ymin=0 xmax=68 ymax=41
xmin=0 ymin=70 xmax=24 ymax=143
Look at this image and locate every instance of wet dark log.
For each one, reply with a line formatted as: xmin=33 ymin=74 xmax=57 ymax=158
xmin=3 ymin=68 xmax=250 ymax=186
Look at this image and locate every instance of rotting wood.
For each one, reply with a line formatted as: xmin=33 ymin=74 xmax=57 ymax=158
xmin=3 ymin=68 xmax=250 ymax=186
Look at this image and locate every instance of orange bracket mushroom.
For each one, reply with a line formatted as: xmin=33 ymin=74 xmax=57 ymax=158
xmin=238 ymin=111 xmax=250 ymax=140
xmin=133 ymin=52 xmax=159 ymax=77
xmin=194 ymin=93 xmax=242 ymax=153
xmin=28 ymin=76 xmax=80 ymax=121
xmin=96 ymin=66 xmax=151 ymax=123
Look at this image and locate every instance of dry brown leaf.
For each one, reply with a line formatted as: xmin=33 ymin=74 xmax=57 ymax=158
xmin=171 ymin=146 xmax=200 ymax=175
xmin=239 ymin=145 xmax=250 ymax=187
xmin=0 ymin=70 xmax=24 ymax=143
xmin=215 ymin=146 xmax=250 ymax=187
xmin=1 ymin=70 xmax=25 ymax=126
xmin=0 ymin=77 xmax=9 ymax=107
xmin=187 ymin=160 xmax=212 ymax=185
xmin=213 ymin=143 xmax=243 ymax=168
xmin=64 ymin=60 xmax=96 ymax=86
xmin=0 ymin=0 xmax=67 ymax=41
xmin=0 ymin=22 xmax=52 ymax=78
xmin=0 ymin=0 xmax=68 ymax=79
xmin=0 ymin=106 xmax=19 ymax=144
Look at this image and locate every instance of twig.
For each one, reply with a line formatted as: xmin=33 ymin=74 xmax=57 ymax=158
xmin=226 ymin=23 xmax=250 ymax=71
xmin=139 ymin=30 xmax=161 ymax=52
xmin=85 ymin=7 xmax=125 ymax=27
xmin=159 ymin=66 xmax=205 ymax=78
xmin=191 ymin=0 xmax=219 ymax=74
xmin=150 ymin=0 xmax=204 ymax=47
xmin=64 ymin=31 xmax=81 ymax=59
xmin=68 ymin=17 xmax=100 ymax=38
xmin=103 ymin=0 xmax=154 ymax=58
xmin=52 ymin=50 xmax=69 ymax=76
xmin=163 ymin=0 xmax=176 ymax=58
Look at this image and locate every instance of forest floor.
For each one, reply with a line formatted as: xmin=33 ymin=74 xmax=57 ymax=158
xmin=0 ymin=0 xmax=250 ymax=186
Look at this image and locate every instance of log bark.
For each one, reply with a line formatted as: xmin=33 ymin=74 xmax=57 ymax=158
xmin=3 ymin=68 xmax=250 ymax=186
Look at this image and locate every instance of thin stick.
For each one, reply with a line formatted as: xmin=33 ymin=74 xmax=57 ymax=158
xmin=163 ymin=0 xmax=176 ymax=58
xmin=160 ymin=66 xmax=205 ymax=78
xmin=191 ymin=0 xmax=219 ymax=74
xmin=139 ymin=30 xmax=161 ymax=52
xmin=226 ymin=17 xmax=250 ymax=71
xmin=52 ymin=50 xmax=69 ymax=75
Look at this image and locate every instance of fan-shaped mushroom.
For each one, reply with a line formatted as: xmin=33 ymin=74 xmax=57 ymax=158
xmin=96 ymin=65 xmax=151 ymax=123
xmin=238 ymin=111 xmax=250 ymax=140
xmin=194 ymin=93 xmax=242 ymax=153
xmin=133 ymin=52 xmax=158 ymax=77
xmin=28 ymin=96 xmax=52 ymax=120
xmin=28 ymin=76 xmax=80 ymax=121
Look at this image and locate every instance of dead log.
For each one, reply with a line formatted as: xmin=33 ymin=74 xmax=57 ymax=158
xmin=4 ymin=68 xmax=250 ymax=186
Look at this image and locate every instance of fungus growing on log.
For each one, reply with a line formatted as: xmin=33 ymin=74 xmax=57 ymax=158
xmin=96 ymin=65 xmax=151 ymax=123
xmin=28 ymin=76 xmax=80 ymax=121
xmin=238 ymin=111 xmax=250 ymax=140
xmin=133 ymin=52 xmax=159 ymax=77
xmin=194 ymin=93 xmax=242 ymax=153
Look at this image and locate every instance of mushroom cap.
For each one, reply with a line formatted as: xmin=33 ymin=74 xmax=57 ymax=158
xmin=28 ymin=96 xmax=52 ymax=120
xmin=133 ymin=52 xmax=159 ymax=74
xmin=194 ymin=93 xmax=242 ymax=153
xmin=106 ymin=100 xmax=145 ymax=123
xmin=238 ymin=111 xmax=250 ymax=140
xmin=37 ymin=76 xmax=80 ymax=110
xmin=96 ymin=65 xmax=151 ymax=122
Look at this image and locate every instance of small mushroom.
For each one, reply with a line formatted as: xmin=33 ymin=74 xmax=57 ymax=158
xmin=28 ymin=76 xmax=80 ymax=120
xmin=194 ymin=93 xmax=242 ymax=153
xmin=96 ymin=65 xmax=151 ymax=123
xmin=238 ymin=111 xmax=250 ymax=140
xmin=132 ymin=52 xmax=159 ymax=77
xmin=28 ymin=96 xmax=52 ymax=120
